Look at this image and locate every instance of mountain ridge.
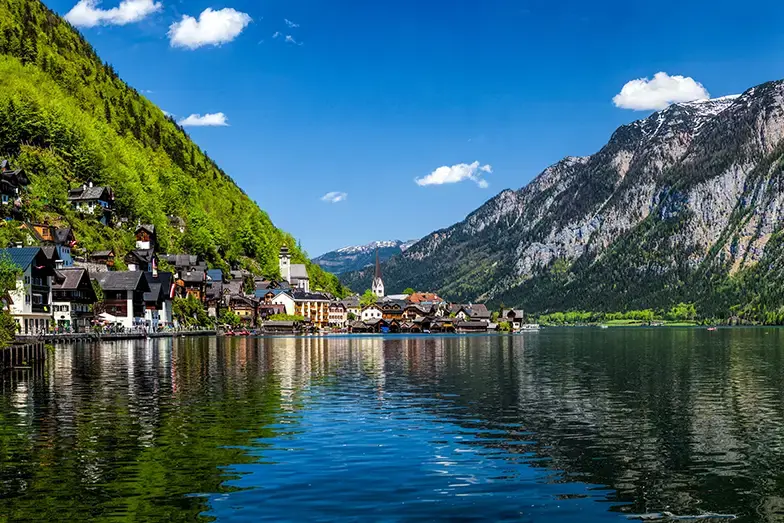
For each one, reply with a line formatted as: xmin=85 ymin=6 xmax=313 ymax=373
xmin=313 ymin=239 xmax=417 ymax=275
xmin=341 ymin=80 xmax=784 ymax=321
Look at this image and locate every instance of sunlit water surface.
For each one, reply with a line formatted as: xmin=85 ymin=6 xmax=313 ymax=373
xmin=2 ymin=329 xmax=784 ymax=521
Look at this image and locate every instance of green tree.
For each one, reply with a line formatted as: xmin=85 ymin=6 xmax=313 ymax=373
xmin=218 ymin=309 xmax=241 ymax=328
xmin=0 ymin=253 xmax=20 ymax=345
xmin=360 ymin=289 xmax=377 ymax=307
xmin=403 ymin=288 xmax=415 ymax=295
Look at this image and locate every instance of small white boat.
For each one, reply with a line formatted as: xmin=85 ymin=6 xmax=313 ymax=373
xmin=519 ymin=324 xmax=540 ymax=331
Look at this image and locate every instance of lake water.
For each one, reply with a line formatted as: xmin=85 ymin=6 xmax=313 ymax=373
xmin=2 ymin=329 xmax=784 ymax=521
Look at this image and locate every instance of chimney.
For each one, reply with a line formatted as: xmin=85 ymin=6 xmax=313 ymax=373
xmin=55 ymin=260 xmax=64 ymax=270
xmin=88 ymin=181 xmax=93 ymax=188
xmin=14 ymin=242 xmax=22 ymax=248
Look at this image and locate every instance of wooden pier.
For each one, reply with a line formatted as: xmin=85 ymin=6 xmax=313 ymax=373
xmin=0 ymin=342 xmax=47 ymax=371
xmin=14 ymin=330 xmax=217 ymax=344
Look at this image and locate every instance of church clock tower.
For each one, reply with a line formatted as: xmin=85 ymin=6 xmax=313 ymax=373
xmin=371 ymin=248 xmax=385 ymax=298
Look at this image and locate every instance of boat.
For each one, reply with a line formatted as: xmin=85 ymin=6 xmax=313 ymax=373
xmin=519 ymin=324 xmax=541 ymax=331
xmin=707 ymin=327 xmax=718 ymax=332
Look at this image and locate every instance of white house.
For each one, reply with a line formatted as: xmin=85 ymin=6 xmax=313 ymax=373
xmin=93 ymin=272 xmax=151 ymax=329
xmin=360 ymin=304 xmax=383 ymax=322
xmin=271 ymin=290 xmax=296 ymax=316
xmin=278 ymin=246 xmax=310 ymax=292
xmin=1 ymin=247 xmax=55 ymax=335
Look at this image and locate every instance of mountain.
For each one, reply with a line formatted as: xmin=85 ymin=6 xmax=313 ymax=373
xmin=0 ymin=0 xmax=345 ymax=296
xmin=342 ymin=82 xmax=784 ymax=322
xmin=313 ymin=240 xmax=417 ymax=274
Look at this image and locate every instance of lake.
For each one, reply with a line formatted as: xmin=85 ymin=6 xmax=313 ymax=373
xmin=2 ymin=329 xmax=784 ymax=521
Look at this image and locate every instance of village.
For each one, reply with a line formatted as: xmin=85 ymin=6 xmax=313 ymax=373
xmin=0 ymin=164 xmax=528 ymax=338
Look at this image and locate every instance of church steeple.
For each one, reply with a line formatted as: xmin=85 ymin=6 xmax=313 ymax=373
xmin=371 ymin=248 xmax=384 ymax=298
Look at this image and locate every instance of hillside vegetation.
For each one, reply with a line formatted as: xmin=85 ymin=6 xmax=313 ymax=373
xmin=0 ymin=0 xmax=346 ymax=296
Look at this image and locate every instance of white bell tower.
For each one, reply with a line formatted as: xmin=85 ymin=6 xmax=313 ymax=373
xmin=279 ymin=245 xmax=291 ymax=282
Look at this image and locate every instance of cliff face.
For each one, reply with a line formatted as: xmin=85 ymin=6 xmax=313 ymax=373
xmin=342 ymin=81 xmax=784 ymax=318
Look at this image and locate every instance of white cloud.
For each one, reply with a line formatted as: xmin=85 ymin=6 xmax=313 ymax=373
xmin=321 ymin=191 xmax=347 ymax=203
xmin=272 ymin=31 xmax=281 ymax=38
xmin=168 ymin=8 xmax=252 ymax=50
xmin=613 ymin=72 xmax=710 ymax=111
xmin=178 ymin=112 xmax=229 ymax=127
xmin=415 ymin=161 xmax=492 ymax=188
xmin=284 ymin=18 xmax=299 ymax=28
xmin=64 ymin=0 xmax=161 ymax=27
xmin=285 ymin=35 xmax=301 ymax=45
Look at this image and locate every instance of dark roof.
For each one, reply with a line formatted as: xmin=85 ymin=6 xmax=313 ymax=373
xmin=502 ymin=309 xmax=525 ymax=319
xmin=290 ymin=290 xmax=331 ymax=302
xmin=93 ymin=271 xmax=150 ymax=292
xmin=125 ymin=249 xmax=154 ymax=264
xmin=52 ymin=268 xmax=91 ymax=292
xmin=180 ymin=270 xmax=205 ymax=284
xmin=91 ymin=250 xmax=114 ymax=257
xmin=340 ymin=295 xmax=360 ymax=308
xmin=136 ymin=224 xmax=155 ymax=234
xmin=41 ymin=245 xmax=58 ymax=261
xmin=230 ymin=295 xmax=258 ymax=307
xmin=160 ymin=254 xmax=200 ymax=267
xmin=53 ymin=227 xmax=74 ymax=245
xmin=0 ymin=247 xmax=44 ymax=271
xmin=144 ymin=272 xmax=173 ymax=303
xmin=456 ymin=321 xmax=489 ymax=328
xmin=207 ymin=269 xmax=223 ymax=282
xmin=67 ymin=185 xmax=112 ymax=202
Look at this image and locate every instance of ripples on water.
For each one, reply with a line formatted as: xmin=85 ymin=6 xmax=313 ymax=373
xmin=2 ymin=330 xmax=784 ymax=521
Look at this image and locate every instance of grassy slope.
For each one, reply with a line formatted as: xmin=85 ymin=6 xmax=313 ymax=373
xmin=0 ymin=0 xmax=346 ymax=296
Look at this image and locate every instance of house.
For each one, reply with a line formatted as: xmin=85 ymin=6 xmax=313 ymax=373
xmin=67 ymin=183 xmax=114 ymax=225
xmin=360 ymin=304 xmax=383 ymax=322
xmin=125 ymin=249 xmax=154 ymax=272
xmin=279 ymin=246 xmax=310 ymax=292
xmin=407 ymin=292 xmax=445 ymax=305
xmin=168 ymin=215 xmax=186 ymax=234
xmin=52 ymin=267 xmax=96 ymax=333
xmin=159 ymin=254 xmax=206 ymax=273
xmin=0 ymin=247 xmax=56 ymax=335
xmin=22 ymin=222 xmax=76 ymax=267
xmin=340 ymin=295 xmax=361 ymax=320
xmin=262 ymin=320 xmax=303 ymax=334
xmin=455 ymin=321 xmax=488 ymax=333
xmin=379 ymin=301 xmax=404 ymax=321
xmin=270 ymin=290 xmax=296 ymax=316
xmin=89 ymin=250 xmax=115 ymax=268
xmin=0 ymin=159 xmax=28 ymax=210
xmin=228 ymin=295 xmax=259 ymax=326
xmin=92 ymin=271 xmax=151 ymax=329
xmin=328 ymin=302 xmax=348 ymax=328
xmin=501 ymin=309 xmax=526 ymax=330
xmin=291 ymin=290 xmax=331 ymax=328
xmin=176 ymin=270 xmax=206 ymax=302
xmin=205 ymin=269 xmax=224 ymax=318
xmin=455 ymin=304 xmax=491 ymax=323
xmin=135 ymin=224 xmax=157 ymax=250
xmin=143 ymin=271 xmax=174 ymax=330
xmin=403 ymin=304 xmax=431 ymax=320
xmin=348 ymin=320 xmax=372 ymax=333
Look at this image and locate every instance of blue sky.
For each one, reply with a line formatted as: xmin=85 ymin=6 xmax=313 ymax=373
xmin=44 ymin=0 xmax=784 ymax=256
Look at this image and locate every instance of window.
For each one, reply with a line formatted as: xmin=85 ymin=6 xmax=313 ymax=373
xmin=25 ymin=295 xmax=30 ymax=304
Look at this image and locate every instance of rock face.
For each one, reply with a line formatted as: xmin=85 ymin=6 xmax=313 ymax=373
xmin=341 ymin=80 xmax=784 ymax=316
xmin=313 ymin=240 xmax=417 ymax=275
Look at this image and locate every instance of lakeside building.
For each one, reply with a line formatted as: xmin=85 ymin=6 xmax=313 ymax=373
xmin=371 ymin=249 xmax=384 ymax=298
xmin=52 ymin=267 xmax=96 ymax=333
xmin=143 ymin=271 xmax=174 ymax=330
xmin=92 ymin=271 xmax=151 ymax=329
xmin=1 ymin=247 xmax=56 ymax=335
xmin=279 ymin=246 xmax=310 ymax=291
xmin=328 ymin=302 xmax=348 ymax=328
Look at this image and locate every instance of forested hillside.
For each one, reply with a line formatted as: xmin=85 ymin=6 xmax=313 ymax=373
xmin=343 ymin=83 xmax=784 ymax=323
xmin=0 ymin=0 xmax=345 ymax=296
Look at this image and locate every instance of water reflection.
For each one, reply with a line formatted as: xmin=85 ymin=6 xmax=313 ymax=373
xmin=1 ymin=331 xmax=784 ymax=521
